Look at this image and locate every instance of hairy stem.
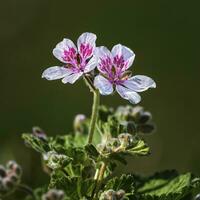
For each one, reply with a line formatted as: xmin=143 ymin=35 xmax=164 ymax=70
xmin=88 ymin=90 xmax=100 ymax=143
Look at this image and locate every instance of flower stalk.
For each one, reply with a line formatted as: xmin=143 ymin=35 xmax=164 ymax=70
xmin=93 ymin=162 xmax=107 ymax=198
xmin=88 ymin=89 xmax=100 ymax=143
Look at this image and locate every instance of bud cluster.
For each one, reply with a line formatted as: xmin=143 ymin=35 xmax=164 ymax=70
xmin=43 ymin=151 xmax=71 ymax=170
xmin=116 ymin=105 xmax=155 ymax=134
xmin=42 ymin=189 xmax=64 ymax=200
xmin=0 ymin=160 xmax=22 ymax=197
xmin=98 ymin=133 xmax=134 ymax=154
xmin=100 ymin=189 xmax=125 ymax=200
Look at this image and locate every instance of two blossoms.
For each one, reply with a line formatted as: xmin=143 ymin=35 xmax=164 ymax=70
xmin=42 ymin=32 xmax=156 ymax=104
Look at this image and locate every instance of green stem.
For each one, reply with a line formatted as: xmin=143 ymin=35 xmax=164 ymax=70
xmin=88 ymin=90 xmax=100 ymax=143
xmin=93 ymin=162 xmax=107 ymax=198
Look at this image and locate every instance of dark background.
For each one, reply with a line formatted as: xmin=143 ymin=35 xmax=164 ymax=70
xmin=0 ymin=0 xmax=200 ymax=189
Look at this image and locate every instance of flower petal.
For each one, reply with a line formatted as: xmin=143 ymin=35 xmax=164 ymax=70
xmin=62 ymin=71 xmax=83 ymax=84
xmin=77 ymin=32 xmax=97 ymax=59
xmin=42 ymin=66 xmax=70 ymax=80
xmin=111 ymin=44 xmax=135 ymax=70
xmin=94 ymin=46 xmax=113 ymax=74
xmin=94 ymin=75 xmax=113 ymax=95
xmin=116 ymin=85 xmax=141 ymax=104
xmin=53 ymin=38 xmax=77 ymax=63
xmin=84 ymin=56 xmax=97 ymax=73
xmin=123 ymin=75 xmax=156 ymax=92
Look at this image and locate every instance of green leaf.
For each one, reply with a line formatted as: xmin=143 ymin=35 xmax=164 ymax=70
xmin=127 ymin=140 xmax=150 ymax=156
xmin=22 ymin=133 xmax=50 ymax=153
xmin=84 ymin=144 xmax=100 ymax=160
xmin=49 ymin=170 xmax=95 ymax=200
xmin=137 ymin=171 xmax=200 ymax=200
xmin=49 ymin=170 xmax=79 ymax=199
xmin=104 ymin=174 xmax=135 ymax=195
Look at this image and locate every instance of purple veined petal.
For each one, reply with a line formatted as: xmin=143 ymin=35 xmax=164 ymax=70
xmin=84 ymin=56 xmax=97 ymax=73
xmin=42 ymin=66 xmax=70 ymax=80
xmin=53 ymin=38 xmax=77 ymax=63
xmin=111 ymin=44 xmax=135 ymax=70
xmin=61 ymin=71 xmax=83 ymax=84
xmin=123 ymin=75 xmax=156 ymax=92
xmin=116 ymin=85 xmax=141 ymax=104
xmin=94 ymin=75 xmax=113 ymax=95
xmin=94 ymin=46 xmax=113 ymax=74
xmin=77 ymin=32 xmax=97 ymax=60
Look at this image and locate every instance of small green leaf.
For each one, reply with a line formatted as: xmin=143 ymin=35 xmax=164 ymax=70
xmin=104 ymin=174 xmax=135 ymax=195
xmin=85 ymin=144 xmax=100 ymax=160
xmin=22 ymin=133 xmax=50 ymax=153
xmin=127 ymin=140 xmax=150 ymax=156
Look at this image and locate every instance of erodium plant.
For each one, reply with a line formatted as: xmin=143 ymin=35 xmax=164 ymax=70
xmin=1 ymin=32 xmax=200 ymax=200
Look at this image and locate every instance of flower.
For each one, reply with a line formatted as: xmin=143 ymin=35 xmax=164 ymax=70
xmin=94 ymin=44 xmax=156 ymax=104
xmin=42 ymin=32 xmax=97 ymax=84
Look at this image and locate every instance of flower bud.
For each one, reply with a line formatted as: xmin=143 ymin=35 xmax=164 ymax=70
xmin=116 ymin=189 xmax=125 ymax=199
xmin=99 ymin=105 xmax=114 ymax=122
xmin=126 ymin=121 xmax=136 ymax=134
xmin=106 ymin=138 xmax=121 ymax=152
xmin=138 ymin=111 xmax=152 ymax=124
xmin=0 ymin=166 xmax=6 ymax=178
xmin=9 ymin=174 xmax=18 ymax=183
xmin=32 ymin=126 xmax=47 ymax=141
xmin=131 ymin=106 xmax=144 ymax=117
xmin=7 ymin=161 xmax=22 ymax=177
xmin=3 ymin=177 xmax=14 ymax=191
xmin=118 ymin=133 xmax=133 ymax=148
xmin=6 ymin=161 xmax=16 ymax=170
xmin=42 ymin=189 xmax=64 ymax=200
xmin=137 ymin=124 xmax=155 ymax=134
xmin=100 ymin=189 xmax=116 ymax=200
xmin=73 ymin=114 xmax=86 ymax=132
xmin=116 ymin=106 xmax=132 ymax=120
xmin=195 ymin=194 xmax=200 ymax=200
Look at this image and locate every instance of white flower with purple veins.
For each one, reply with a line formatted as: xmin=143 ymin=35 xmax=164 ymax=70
xmin=94 ymin=44 xmax=156 ymax=104
xmin=42 ymin=32 xmax=97 ymax=84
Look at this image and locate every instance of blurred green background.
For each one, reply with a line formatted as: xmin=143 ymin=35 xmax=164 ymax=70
xmin=0 ymin=0 xmax=200 ymax=190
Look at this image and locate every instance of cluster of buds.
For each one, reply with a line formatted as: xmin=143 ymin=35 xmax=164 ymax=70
xmin=98 ymin=133 xmax=134 ymax=154
xmin=0 ymin=161 xmax=22 ymax=197
xmin=116 ymin=106 xmax=155 ymax=134
xmin=43 ymin=151 xmax=71 ymax=170
xmin=42 ymin=189 xmax=64 ymax=200
xmin=100 ymin=189 xmax=125 ymax=200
